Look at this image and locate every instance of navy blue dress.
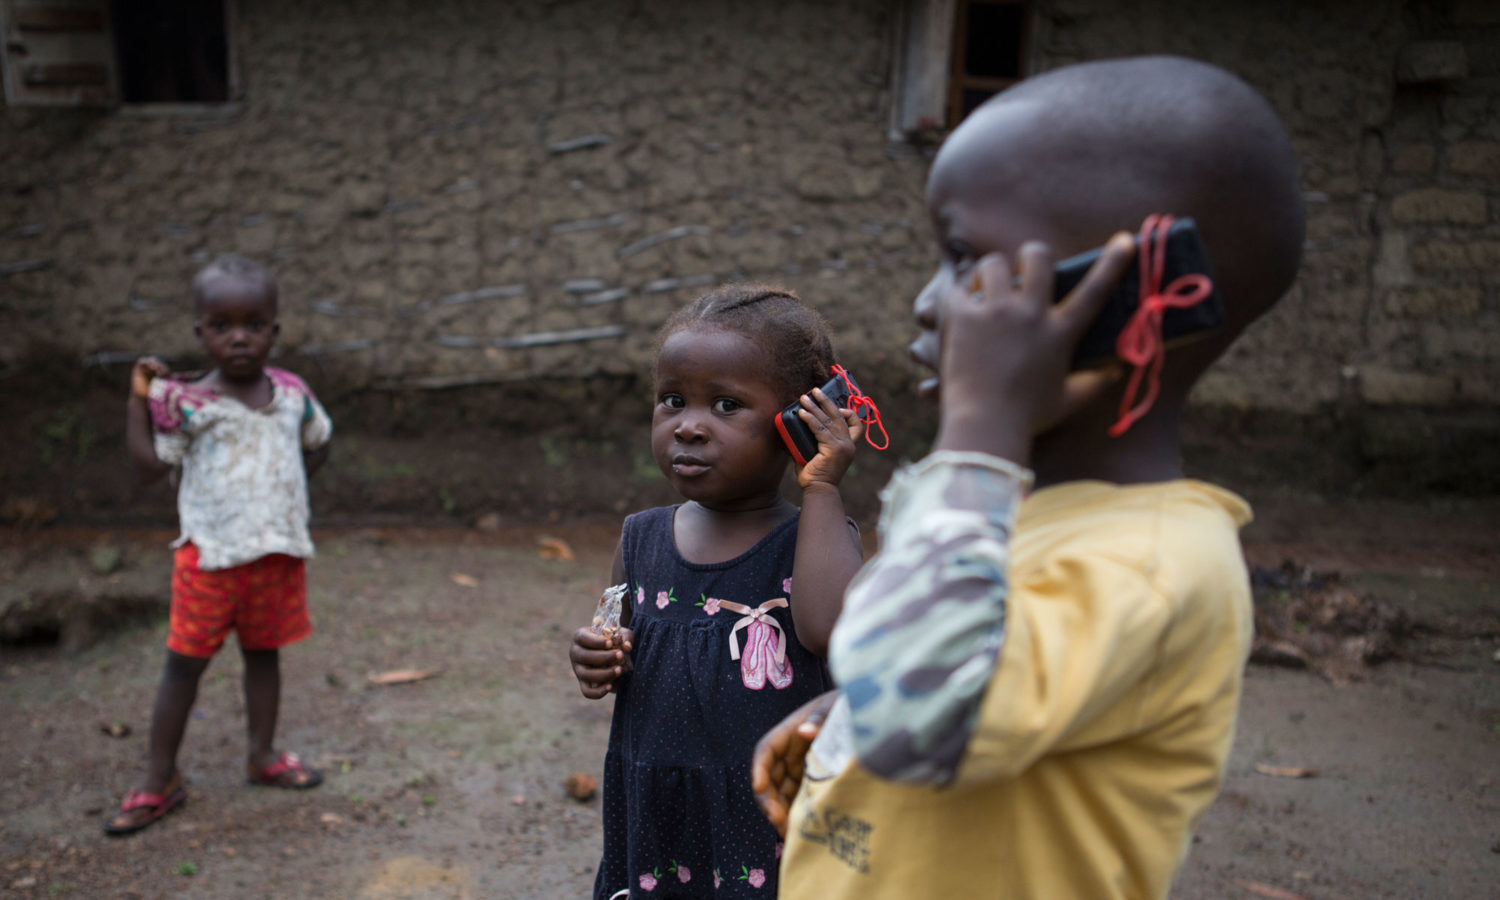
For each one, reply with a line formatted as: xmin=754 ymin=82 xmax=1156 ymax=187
xmin=594 ymin=506 xmax=834 ymax=899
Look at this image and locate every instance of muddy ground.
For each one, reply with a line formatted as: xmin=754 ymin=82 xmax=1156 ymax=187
xmin=2 ymin=496 xmax=1498 ymax=900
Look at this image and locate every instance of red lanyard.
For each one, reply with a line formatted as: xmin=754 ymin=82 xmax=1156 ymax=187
xmin=1108 ymin=214 xmax=1215 ymax=437
xmin=831 ymin=364 xmax=889 ymax=450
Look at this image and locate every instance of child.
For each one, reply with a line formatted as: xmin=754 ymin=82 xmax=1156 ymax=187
xmin=755 ymin=56 xmax=1306 ymax=898
xmin=105 ymin=254 xmax=333 ymax=836
xmin=569 ymin=284 xmax=868 ymax=898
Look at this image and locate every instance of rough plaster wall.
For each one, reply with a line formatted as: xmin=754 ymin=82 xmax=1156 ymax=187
xmin=1 ymin=0 xmax=1496 ymax=423
xmin=0 ymin=0 xmax=931 ymax=398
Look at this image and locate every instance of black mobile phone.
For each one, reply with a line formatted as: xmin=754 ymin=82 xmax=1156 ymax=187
xmin=775 ymin=370 xmax=857 ymax=466
xmin=1055 ymin=217 xmax=1224 ymax=369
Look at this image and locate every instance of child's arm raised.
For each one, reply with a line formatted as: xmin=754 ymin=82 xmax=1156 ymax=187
xmin=788 ymin=387 xmax=866 ymax=658
xmin=125 ymin=357 xmax=173 ymax=484
xmin=569 ymin=536 xmax=635 ymax=699
xmin=828 ymin=238 xmax=1136 ymax=785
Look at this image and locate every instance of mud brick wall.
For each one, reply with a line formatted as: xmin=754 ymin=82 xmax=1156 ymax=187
xmin=2 ymin=0 xmax=1497 ymax=499
xmin=0 ymin=0 xmax=930 ymax=401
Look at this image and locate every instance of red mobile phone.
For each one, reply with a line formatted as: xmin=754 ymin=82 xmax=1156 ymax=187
xmin=775 ymin=371 xmax=858 ymax=466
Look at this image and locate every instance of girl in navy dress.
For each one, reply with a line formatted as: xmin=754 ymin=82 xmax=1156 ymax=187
xmin=570 ymin=284 xmax=868 ymax=898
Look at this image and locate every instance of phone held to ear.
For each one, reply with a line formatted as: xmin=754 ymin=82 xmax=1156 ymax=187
xmin=1055 ymin=217 xmax=1224 ymax=370
xmin=775 ymin=365 xmax=888 ymax=466
xmin=775 ymin=371 xmax=855 ymax=466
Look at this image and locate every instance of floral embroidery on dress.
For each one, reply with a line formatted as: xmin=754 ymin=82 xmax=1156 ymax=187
xmin=782 ymin=577 xmax=793 ymax=595
xmin=696 ymin=594 xmax=722 ymax=615
xmin=656 ymin=588 xmax=677 ymax=609
xmin=669 ymin=860 xmax=690 ymax=883
xmin=734 ymin=866 xmax=767 ymax=888
xmin=639 ymin=870 xmax=658 ymax=891
xmin=636 ymin=585 xmax=645 ymax=606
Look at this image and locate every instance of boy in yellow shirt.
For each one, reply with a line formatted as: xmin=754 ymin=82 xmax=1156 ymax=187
xmin=753 ymin=56 xmax=1304 ymax=898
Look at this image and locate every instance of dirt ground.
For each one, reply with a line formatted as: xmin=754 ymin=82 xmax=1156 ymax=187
xmin=2 ymin=497 xmax=1498 ymax=900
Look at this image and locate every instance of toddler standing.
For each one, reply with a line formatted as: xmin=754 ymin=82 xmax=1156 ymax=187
xmin=106 ymin=254 xmax=332 ymax=835
xmin=569 ymin=284 xmax=867 ymax=898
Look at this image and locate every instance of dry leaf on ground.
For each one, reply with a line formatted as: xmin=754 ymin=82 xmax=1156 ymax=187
xmin=450 ymin=572 xmax=479 ymax=588
xmin=537 ymin=536 xmax=575 ymax=560
xmin=1233 ymin=879 xmax=1308 ymax=900
xmin=1253 ymin=763 xmax=1319 ymax=779
xmin=368 ymin=669 xmax=441 ymax=686
xmin=565 ymin=772 xmax=597 ymax=801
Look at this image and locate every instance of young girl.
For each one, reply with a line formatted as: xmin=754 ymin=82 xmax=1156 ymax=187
xmin=105 ymin=254 xmax=331 ymax=835
xmin=569 ymin=284 xmax=867 ymax=898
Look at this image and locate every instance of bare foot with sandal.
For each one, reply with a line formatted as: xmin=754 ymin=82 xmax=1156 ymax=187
xmin=104 ymin=770 xmax=187 ymax=836
xmin=247 ymin=751 xmax=323 ymax=789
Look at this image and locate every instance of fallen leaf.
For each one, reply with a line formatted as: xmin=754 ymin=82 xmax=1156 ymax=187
xmin=450 ymin=572 xmax=479 ymax=588
xmin=368 ymin=669 xmax=441 ymax=686
xmin=510 ymin=795 xmax=526 ymax=806
xmin=1233 ymin=879 xmax=1307 ymax=900
xmin=1254 ymin=763 xmax=1319 ymax=779
xmin=537 ymin=536 xmax=575 ymax=561
xmin=12 ymin=877 xmax=37 ymax=889
xmin=220 ymin=847 xmax=237 ymax=858
xmin=320 ymin=813 xmax=344 ymax=826
xmin=99 ymin=721 xmax=132 ymax=738
xmin=564 ymin=772 xmax=597 ymax=802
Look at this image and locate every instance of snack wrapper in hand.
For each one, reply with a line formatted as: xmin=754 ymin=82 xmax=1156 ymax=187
xmin=592 ymin=583 xmax=628 ymax=637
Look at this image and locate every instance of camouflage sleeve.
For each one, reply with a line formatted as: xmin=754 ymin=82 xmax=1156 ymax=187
xmin=827 ymin=450 xmax=1031 ymax=785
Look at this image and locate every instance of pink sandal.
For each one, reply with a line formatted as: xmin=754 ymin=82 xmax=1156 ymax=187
xmin=247 ymin=752 xmax=323 ymax=790
xmin=103 ymin=784 xmax=187 ymax=836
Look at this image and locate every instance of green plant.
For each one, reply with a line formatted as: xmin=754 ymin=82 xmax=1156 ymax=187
xmin=538 ymin=435 xmax=569 ymax=468
xmin=34 ymin=406 xmax=98 ymax=464
xmin=177 ymin=862 xmax=198 ymax=876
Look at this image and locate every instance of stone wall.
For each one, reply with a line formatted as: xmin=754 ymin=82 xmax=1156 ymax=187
xmin=2 ymin=0 xmax=1497 ymax=511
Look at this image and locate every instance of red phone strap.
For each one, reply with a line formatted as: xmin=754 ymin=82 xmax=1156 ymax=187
xmin=831 ymin=364 xmax=889 ymax=451
xmin=1108 ymin=214 xmax=1215 ymax=437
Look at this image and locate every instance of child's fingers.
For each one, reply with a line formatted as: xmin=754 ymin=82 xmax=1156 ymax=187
xmin=842 ymin=408 xmax=864 ymax=444
xmin=1015 ymin=241 xmax=1057 ymax=312
xmin=1057 ymin=232 xmax=1135 ymax=339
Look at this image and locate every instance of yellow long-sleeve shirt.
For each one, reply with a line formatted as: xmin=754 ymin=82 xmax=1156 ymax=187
xmin=781 ymin=456 xmax=1254 ymax=899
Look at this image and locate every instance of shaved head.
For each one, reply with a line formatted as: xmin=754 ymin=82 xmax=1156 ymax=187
xmin=193 ymin=253 xmax=278 ymax=313
xmin=930 ymin=55 xmax=1304 ymax=338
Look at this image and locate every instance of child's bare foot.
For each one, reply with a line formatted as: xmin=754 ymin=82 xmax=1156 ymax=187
xmin=246 ymin=751 xmax=322 ymax=789
xmin=103 ymin=770 xmax=186 ymax=836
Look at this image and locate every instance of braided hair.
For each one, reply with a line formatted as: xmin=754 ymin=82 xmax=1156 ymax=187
xmin=656 ymin=283 xmax=835 ymax=406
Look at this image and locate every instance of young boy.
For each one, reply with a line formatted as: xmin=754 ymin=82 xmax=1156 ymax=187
xmin=106 ymin=254 xmax=333 ymax=835
xmin=753 ymin=56 xmax=1305 ymax=897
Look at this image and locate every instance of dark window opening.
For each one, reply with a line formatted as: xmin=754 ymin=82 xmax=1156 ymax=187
xmin=949 ymin=0 xmax=1028 ymax=126
xmin=111 ymin=0 xmax=229 ymax=103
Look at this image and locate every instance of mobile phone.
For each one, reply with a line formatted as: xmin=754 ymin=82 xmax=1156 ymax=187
xmin=775 ymin=371 xmax=857 ymax=466
xmin=1055 ymin=217 xmax=1224 ymax=369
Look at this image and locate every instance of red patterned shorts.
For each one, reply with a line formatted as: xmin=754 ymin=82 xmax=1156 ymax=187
xmin=168 ymin=543 xmax=311 ymax=658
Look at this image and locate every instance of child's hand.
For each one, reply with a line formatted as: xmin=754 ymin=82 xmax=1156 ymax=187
xmin=130 ymin=357 xmax=169 ymax=400
xmin=794 ymin=388 xmax=864 ymax=490
xmin=569 ymin=626 xmax=634 ymax=699
xmin=752 ymin=690 xmax=838 ymax=836
xmin=935 ymin=235 xmax=1136 ymax=464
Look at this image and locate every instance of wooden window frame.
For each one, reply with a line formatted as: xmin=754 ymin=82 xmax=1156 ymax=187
xmin=1 ymin=0 xmax=240 ymax=110
xmin=947 ymin=0 xmax=1030 ymax=128
xmin=888 ymin=0 xmax=1034 ymax=141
